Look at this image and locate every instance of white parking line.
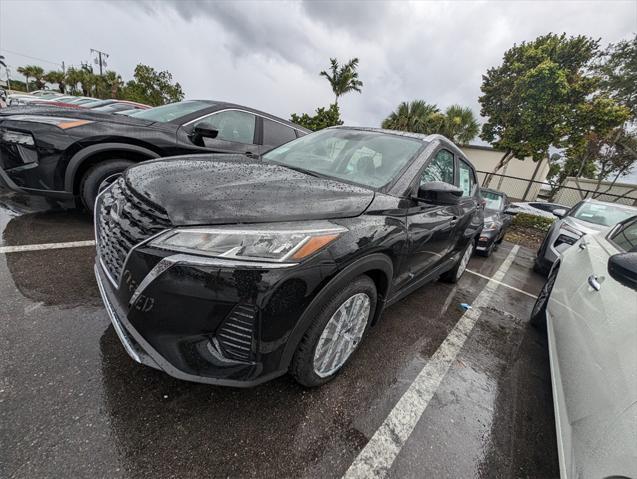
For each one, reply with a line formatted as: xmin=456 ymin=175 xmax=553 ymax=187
xmin=0 ymin=240 xmax=96 ymax=254
xmin=342 ymin=245 xmax=520 ymax=479
xmin=466 ymin=269 xmax=538 ymax=299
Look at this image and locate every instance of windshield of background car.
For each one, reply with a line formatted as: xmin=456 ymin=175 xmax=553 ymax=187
xmin=570 ymin=202 xmax=637 ymax=226
xmin=262 ymin=129 xmax=424 ymax=189
xmin=128 ymin=101 xmax=210 ymax=123
xmin=482 ymin=191 xmax=503 ymax=210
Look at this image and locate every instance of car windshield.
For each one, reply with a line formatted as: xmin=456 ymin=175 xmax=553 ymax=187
xmin=262 ymin=129 xmax=424 ymax=189
xmin=127 ymin=100 xmax=210 ymax=123
xmin=570 ymin=202 xmax=637 ymax=226
xmin=482 ymin=191 xmax=504 ymax=210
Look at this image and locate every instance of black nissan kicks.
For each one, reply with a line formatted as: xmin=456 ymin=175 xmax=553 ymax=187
xmin=94 ymin=127 xmax=483 ymax=387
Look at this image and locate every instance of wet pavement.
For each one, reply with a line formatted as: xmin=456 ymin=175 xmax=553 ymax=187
xmin=0 ymin=190 xmax=559 ymax=479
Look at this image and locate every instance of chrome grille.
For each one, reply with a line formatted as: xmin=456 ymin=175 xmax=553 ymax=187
xmin=95 ymin=177 xmax=171 ymax=284
xmin=216 ymin=304 xmax=257 ymax=361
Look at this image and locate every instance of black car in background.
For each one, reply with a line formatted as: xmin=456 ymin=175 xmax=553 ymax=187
xmin=94 ymin=127 xmax=484 ymax=387
xmin=0 ymin=100 xmax=308 ymax=208
xmin=475 ymin=188 xmax=512 ymax=257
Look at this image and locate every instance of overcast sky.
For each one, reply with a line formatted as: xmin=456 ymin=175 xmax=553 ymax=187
xmin=0 ymin=0 xmax=635 ymax=158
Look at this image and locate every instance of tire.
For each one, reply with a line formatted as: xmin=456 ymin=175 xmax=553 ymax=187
xmin=440 ymin=240 xmax=474 ymax=283
xmin=530 ymin=265 xmax=558 ymax=331
xmin=290 ymin=275 xmax=377 ymax=387
xmin=79 ymin=159 xmax=134 ymax=211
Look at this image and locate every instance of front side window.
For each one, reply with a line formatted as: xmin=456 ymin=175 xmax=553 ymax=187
xmin=570 ymin=202 xmax=637 ymax=227
xmin=420 ymin=149 xmax=454 ymax=185
xmin=609 ymin=218 xmax=637 ymax=252
xmin=263 ymin=129 xmax=424 ymax=189
xmin=263 ymin=119 xmax=296 ymax=146
xmin=194 ymin=110 xmax=256 ymax=144
xmin=458 ymin=159 xmax=475 ymax=197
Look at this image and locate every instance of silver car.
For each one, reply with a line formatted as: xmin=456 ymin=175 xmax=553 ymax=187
xmin=507 ymin=200 xmax=569 ymax=219
xmin=530 ymin=215 xmax=637 ymax=478
xmin=534 ymin=199 xmax=637 ymax=274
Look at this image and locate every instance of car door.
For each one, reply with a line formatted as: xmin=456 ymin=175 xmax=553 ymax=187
xmin=404 ymin=149 xmax=461 ymax=283
xmin=259 ymin=118 xmax=298 ymax=154
xmin=453 ymin=158 xmax=481 ymax=252
xmin=547 ymin=219 xmax=637 ymax=477
xmin=187 ymin=109 xmax=260 ymax=156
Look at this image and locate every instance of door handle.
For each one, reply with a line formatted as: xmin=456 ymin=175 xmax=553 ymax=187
xmin=587 ymin=274 xmax=601 ymax=291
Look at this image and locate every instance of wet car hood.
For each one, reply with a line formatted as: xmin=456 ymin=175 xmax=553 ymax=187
xmin=563 ymin=216 xmax=608 ymax=234
xmin=124 ymin=156 xmax=375 ymax=225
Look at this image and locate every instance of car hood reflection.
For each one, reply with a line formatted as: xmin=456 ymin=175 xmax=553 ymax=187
xmin=124 ymin=156 xmax=375 ymax=226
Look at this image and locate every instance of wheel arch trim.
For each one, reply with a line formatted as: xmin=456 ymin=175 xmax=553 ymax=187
xmin=279 ymin=253 xmax=394 ymax=370
xmin=64 ymin=143 xmax=160 ymax=192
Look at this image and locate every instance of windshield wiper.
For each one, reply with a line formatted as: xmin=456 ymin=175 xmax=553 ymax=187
xmin=270 ymin=162 xmax=323 ymax=178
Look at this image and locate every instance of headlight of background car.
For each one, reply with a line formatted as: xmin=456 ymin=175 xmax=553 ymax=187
xmin=0 ymin=129 xmax=35 ymax=146
xmin=150 ymin=222 xmax=347 ymax=263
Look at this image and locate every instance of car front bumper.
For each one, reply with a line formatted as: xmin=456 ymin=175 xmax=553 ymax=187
xmin=94 ymin=247 xmax=333 ymax=387
xmin=476 ymin=228 xmax=500 ymax=251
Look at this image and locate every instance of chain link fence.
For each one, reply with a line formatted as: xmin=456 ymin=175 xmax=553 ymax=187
xmin=476 ymin=171 xmax=637 ymax=207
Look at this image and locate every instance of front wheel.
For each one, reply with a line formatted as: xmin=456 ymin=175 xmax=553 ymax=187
xmin=291 ymin=275 xmax=377 ymax=387
xmin=440 ymin=240 xmax=474 ymax=283
xmin=79 ymin=159 xmax=134 ymax=211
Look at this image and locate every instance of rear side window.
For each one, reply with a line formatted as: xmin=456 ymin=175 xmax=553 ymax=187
xmin=610 ymin=218 xmax=637 ymax=252
xmin=263 ymin=119 xmax=296 ymax=146
xmin=421 ymin=149 xmax=454 ymax=185
xmin=458 ymin=159 xmax=475 ymax=197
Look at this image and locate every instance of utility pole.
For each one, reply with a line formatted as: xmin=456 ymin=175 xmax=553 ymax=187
xmin=61 ymin=61 xmax=65 ymax=94
xmin=90 ymin=48 xmax=109 ymax=76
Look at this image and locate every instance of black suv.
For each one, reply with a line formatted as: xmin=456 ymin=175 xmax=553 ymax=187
xmin=94 ymin=127 xmax=483 ymax=387
xmin=0 ymin=100 xmax=308 ymax=208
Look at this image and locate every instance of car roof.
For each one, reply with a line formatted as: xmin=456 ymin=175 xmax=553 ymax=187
xmin=189 ymin=100 xmax=310 ymax=132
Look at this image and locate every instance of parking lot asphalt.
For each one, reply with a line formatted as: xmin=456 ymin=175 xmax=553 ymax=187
xmin=0 ymin=190 xmax=559 ymax=479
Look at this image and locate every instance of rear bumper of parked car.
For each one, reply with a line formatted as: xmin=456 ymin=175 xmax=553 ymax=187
xmin=94 ymin=247 xmax=333 ymax=387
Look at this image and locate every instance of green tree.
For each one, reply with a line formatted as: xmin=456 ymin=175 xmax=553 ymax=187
xmin=319 ymin=58 xmax=363 ymax=105
xmin=479 ymin=34 xmax=605 ymax=183
xmin=98 ymin=70 xmax=124 ymax=99
xmin=290 ymin=103 xmax=343 ymax=131
xmin=122 ymin=64 xmax=184 ymax=106
xmin=17 ymin=65 xmax=45 ymax=91
xmin=44 ymin=70 xmax=66 ymax=93
xmin=381 ymin=100 xmax=440 ymax=133
xmin=597 ymin=34 xmax=637 ymax=120
xmin=439 ymin=105 xmax=480 ymax=144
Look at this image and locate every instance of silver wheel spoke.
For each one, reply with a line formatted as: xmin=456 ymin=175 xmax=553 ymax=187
xmin=313 ymin=292 xmax=371 ymax=378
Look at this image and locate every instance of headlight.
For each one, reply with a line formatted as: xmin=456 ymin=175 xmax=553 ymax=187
xmin=559 ymin=222 xmax=583 ymax=237
xmin=150 ymin=222 xmax=347 ymax=263
xmin=0 ymin=129 xmax=35 ymax=146
xmin=4 ymin=115 xmax=93 ymax=130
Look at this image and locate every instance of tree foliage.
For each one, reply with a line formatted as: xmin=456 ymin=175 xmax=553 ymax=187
xmin=381 ymin=100 xmax=479 ymax=144
xmin=596 ymin=34 xmax=637 ymax=120
xmin=319 ymin=58 xmax=363 ymax=105
xmin=121 ymin=64 xmax=184 ymax=106
xmin=290 ymin=103 xmax=343 ymax=131
xmin=17 ymin=64 xmax=45 ymax=91
xmin=43 ymin=70 xmax=66 ymax=93
xmin=479 ymin=34 xmax=620 ymax=178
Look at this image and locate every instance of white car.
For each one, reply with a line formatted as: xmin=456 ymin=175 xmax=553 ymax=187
xmin=506 ymin=201 xmax=569 ymax=219
xmin=530 ymin=215 xmax=637 ymax=478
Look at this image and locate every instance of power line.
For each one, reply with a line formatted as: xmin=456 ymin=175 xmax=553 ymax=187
xmin=0 ymin=48 xmax=62 ymax=67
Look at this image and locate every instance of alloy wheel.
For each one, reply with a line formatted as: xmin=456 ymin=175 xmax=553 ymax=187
xmin=313 ymin=293 xmax=371 ymax=378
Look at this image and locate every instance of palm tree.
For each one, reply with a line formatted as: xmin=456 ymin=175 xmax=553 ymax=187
xmin=44 ymin=70 xmax=66 ymax=93
xmin=99 ymin=70 xmax=124 ymax=99
xmin=319 ymin=58 xmax=363 ymax=105
xmin=17 ymin=65 xmax=45 ymax=91
xmin=441 ymin=105 xmax=480 ymax=144
xmin=381 ymin=100 xmax=440 ymax=133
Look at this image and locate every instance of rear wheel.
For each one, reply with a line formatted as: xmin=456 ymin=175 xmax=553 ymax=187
xmin=291 ymin=275 xmax=377 ymax=387
xmin=440 ymin=240 xmax=474 ymax=283
xmin=530 ymin=265 xmax=558 ymax=331
xmin=79 ymin=159 xmax=133 ymax=211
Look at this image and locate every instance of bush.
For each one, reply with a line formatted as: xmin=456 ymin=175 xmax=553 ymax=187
xmin=511 ymin=212 xmax=554 ymax=232
xmin=290 ymin=103 xmax=343 ymax=131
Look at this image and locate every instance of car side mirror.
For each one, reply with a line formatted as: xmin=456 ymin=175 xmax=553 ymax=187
xmin=608 ymin=252 xmax=637 ymax=291
xmin=416 ymin=181 xmax=463 ymax=205
xmin=193 ymin=125 xmax=219 ymax=139
xmin=552 ymin=208 xmax=567 ymax=219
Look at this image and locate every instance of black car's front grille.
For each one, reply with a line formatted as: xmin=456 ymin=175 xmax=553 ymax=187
xmin=96 ymin=177 xmax=171 ymax=284
xmin=216 ymin=304 xmax=257 ymax=361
